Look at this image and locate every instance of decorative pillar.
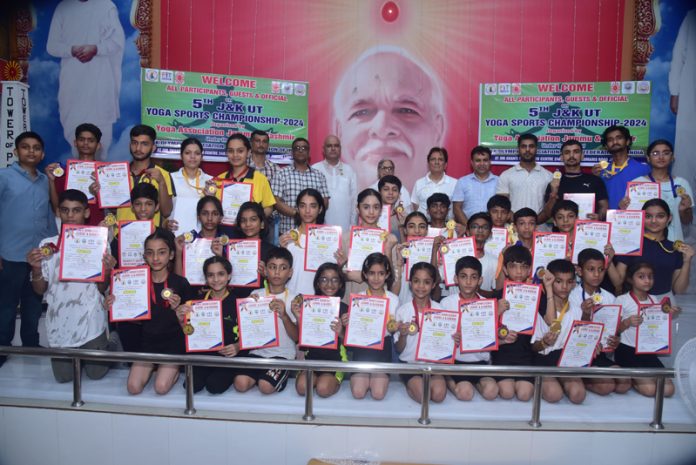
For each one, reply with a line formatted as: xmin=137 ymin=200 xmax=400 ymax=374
xmin=632 ymin=0 xmax=660 ymax=80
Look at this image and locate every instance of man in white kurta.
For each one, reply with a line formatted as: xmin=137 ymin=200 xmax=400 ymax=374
xmin=47 ymin=0 xmax=125 ymax=160
xmin=312 ymin=135 xmax=357 ymax=232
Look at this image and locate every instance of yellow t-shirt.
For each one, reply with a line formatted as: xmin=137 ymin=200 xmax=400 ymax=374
xmin=216 ymin=167 xmax=276 ymax=209
xmin=116 ymin=164 xmax=173 ymax=226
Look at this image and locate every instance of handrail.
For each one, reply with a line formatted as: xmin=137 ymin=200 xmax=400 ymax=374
xmin=0 ymin=346 xmax=675 ymax=430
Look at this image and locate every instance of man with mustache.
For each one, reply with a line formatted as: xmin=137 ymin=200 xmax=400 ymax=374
xmin=410 ymin=147 xmax=456 ymax=218
xmin=332 ymin=46 xmax=446 ymax=192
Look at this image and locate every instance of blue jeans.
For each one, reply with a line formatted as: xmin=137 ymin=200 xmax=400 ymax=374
xmin=0 ymin=260 xmax=43 ymax=348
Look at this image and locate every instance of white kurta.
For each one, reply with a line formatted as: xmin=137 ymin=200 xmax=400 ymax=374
xmin=170 ymin=169 xmax=213 ymax=234
xmin=312 ymin=160 xmax=357 ymax=232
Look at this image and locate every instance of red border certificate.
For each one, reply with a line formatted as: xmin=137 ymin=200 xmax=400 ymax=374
xmin=606 ymin=209 xmax=645 ymax=256
xmin=95 ymin=161 xmax=132 ymax=208
xmin=344 ymin=294 xmax=389 ymax=350
xmin=501 ymin=280 xmax=541 ymax=335
xmin=636 ymin=302 xmax=672 ymax=355
xmin=346 ymin=226 xmax=386 ymax=271
xmin=298 ymin=295 xmax=341 ymax=349
xmin=440 ymin=237 xmax=476 ymax=287
xmin=591 ymin=304 xmax=622 ymax=352
xmin=458 ymin=298 xmax=499 ymax=353
xmin=484 ymin=227 xmax=508 ymax=257
xmin=304 ymin=224 xmax=342 ymax=272
xmin=236 ymin=296 xmax=280 ymax=350
xmin=109 ymin=266 xmax=151 ymax=322
xmin=182 ymin=238 xmax=215 ymax=285
xmin=557 ymin=320 xmax=604 ymax=367
xmin=570 ymin=220 xmax=611 ymax=264
xmin=532 ymin=232 xmax=568 ymax=278
xmin=65 ymin=159 xmax=96 ymax=203
xmin=226 ymin=239 xmax=261 ymax=287
xmin=117 ymin=220 xmax=154 ymax=268
xmin=415 ymin=309 xmax=460 ymax=364
xmin=58 ymin=224 xmax=108 ymax=282
xmin=220 ymin=181 xmax=253 ymax=225
xmin=405 ymin=236 xmax=435 ymax=281
xmin=185 ymin=300 xmax=224 ymax=353
xmin=627 ymin=181 xmax=661 ymax=211
xmin=563 ymin=193 xmax=595 ymax=219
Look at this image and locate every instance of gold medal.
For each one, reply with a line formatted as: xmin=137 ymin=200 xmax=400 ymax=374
xmin=140 ymin=175 xmax=152 ymax=184
xmin=386 ymin=318 xmax=399 ymax=333
xmin=204 ymin=184 xmax=217 ymax=196
xmin=396 ymin=203 xmax=404 ymax=214
xmin=446 ymin=220 xmax=456 ymax=231
xmin=673 ymin=240 xmax=684 ymax=250
xmin=401 ymin=248 xmax=411 ymax=259
xmin=662 ymin=303 xmax=671 ymax=314
xmin=289 ymin=229 xmax=299 ymax=242
xmin=552 ymin=171 xmax=562 ymax=180
xmin=161 ymin=288 xmax=173 ymax=299
xmin=408 ymin=322 xmax=418 ymax=335
xmin=183 ymin=323 xmax=195 ymax=335
xmin=40 ymin=243 xmax=57 ymax=257
xmin=592 ymin=293 xmax=602 ymax=304
xmin=183 ymin=232 xmax=194 ymax=243
xmin=440 ymin=244 xmax=449 ymax=254
xmin=104 ymin=213 xmax=116 ymax=226
xmin=380 ymin=231 xmax=388 ymax=241
xmin=536 ymin=268 xmax=546 ymax=279
xmin=53 ymin=166 xmax=64 ymax=177
xmin=599 ymin=160 xmax=609 ymax=170
xmin=498 ymin=325 xmax=509 ymax=338
xmin=676 ymin=186 xmax=686 ymax=196
xmin=219 ymin=234 xmax=229 ymax=246
xmin=292 ymin=294 xmax=304 ymax=307
xmin=549 ymin=321 xmax=561 ymax=333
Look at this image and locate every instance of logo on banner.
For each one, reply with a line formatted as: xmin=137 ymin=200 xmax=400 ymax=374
xmin=294 ymin=83 xmax=307 ymax=97
xmin=610 ymin=82 xmax=620 ymax=94
xmin=484 ymin=84 xmax=497 ymax=95
xmin=145 ymin=69 xmax=159 ymax=82
xmin=175 ymin=72 xmax=185 ymax=85
xmin=512 ymin=83 xmax=521 ymax=95
xmin=621 ymin=81 xmax=635 ymax=94
xmin=281 ymin=82 xmax=294 ymax=95
xmin=271 ymin=81 xmax=281 ymax=93
xmin=498 ymin=83 xmax=511 ymax=95
xmin=636 ymin=81 xmax=651 ymax=94
xmin=160 ymin=70 xmax=174 ymax=83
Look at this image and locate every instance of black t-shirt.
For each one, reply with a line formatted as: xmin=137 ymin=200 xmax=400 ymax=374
xmin=490 ymin=288 xmax=534 ymax=365
xmin=193 ymin=288 xmax=251 ymax=356
xmin=544 ymin=173 xmax=608 ymax=212
xmin=615 ymin=238 xmax=683 ymax=295
xmin=143 ymin=273 xmax=193 ymax=341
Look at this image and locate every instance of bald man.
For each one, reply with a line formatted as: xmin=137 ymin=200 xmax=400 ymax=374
xmin=333 ymin=46 xmax=446 ymax=192
xmin=312 ymin=135 xmax=357 ymax=231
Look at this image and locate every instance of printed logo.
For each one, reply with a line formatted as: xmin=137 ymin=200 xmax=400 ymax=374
xmin=145 ymin=69 xmax=159 ymax=82
xmin=621 ymin=81 xmax=635 ymax=94
xmin=175 ymin=71 xmax=185 ymax=85
xmin=610 ymin=81 xmax=620 ymax=94
xmin=636 ymin=81 xmax=651 ymax=94
xmin=512 ymin=83 xmax=522 ymax=95
xmin=281 ymin=82 xmax=294 ymax=95
xmin=484 ymin=83 xmax=497 ymax=95
xmin=271 ymin=81 xmax=281 ymax=93
xmin=498 ymin=83 xmax=511 ymax=95
xmin=159 ymin=70 xmax=174 ymax=83
xmin=294 ymin=83 xmax=307 ymax=97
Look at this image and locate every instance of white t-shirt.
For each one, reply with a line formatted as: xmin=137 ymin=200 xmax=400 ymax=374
xmin=532 ymin=299 xmax=583 ymax=355
xmin=632 ymin=175 xmax=693 ymax=241
xmin=313 ymin=160 xmax=357 ymax=232
xmin=286 ymin=232 xmax=319 ymax=297
xmin=411 ymin=173 xmax=457 ymax=218
xmin=394 ymin=300 xmax=443 ymax=362
xmin=614 ymin=292 xmax=657 ymax=348
xmin=40 ymin=235 xmax=107 ymax=348
xmin=440 ymin=293 xmax=489 ymax=362
xmin=250 ymin=288 xmax=297 ymax=359
xmin=170 ymin=169 xmax=213 ymax=234
xmin=568 ymin=285 xmax=616 ymax=309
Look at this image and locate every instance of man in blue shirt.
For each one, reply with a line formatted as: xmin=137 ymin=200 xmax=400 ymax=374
xmin=452 ymin=146 xmax=498 ymax=225
xmin=0 ymin=132 xmax=57 ymax=366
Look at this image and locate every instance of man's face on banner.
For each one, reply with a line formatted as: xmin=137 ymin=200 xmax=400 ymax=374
xmin=334 ymin=51 xmax=445 ymax=190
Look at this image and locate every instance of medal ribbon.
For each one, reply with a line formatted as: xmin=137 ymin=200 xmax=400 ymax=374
xmin=629 ymin=291 xmax=654 ymax=308
xmin=648 ymin=173 xmax=677 ymax=198
xmin=151 ymin=277 xmax=170 ymax=308
xmin=552 ymin=300 xmax=570 ymax=325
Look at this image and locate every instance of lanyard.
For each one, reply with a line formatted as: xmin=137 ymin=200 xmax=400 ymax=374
xmin=648 ymin=173 xmax=677 ymax=198
xmin=606 ymin=159 xmax=628 ymax=176
xmin=629 ymin=291 xmax=654 ymax=308
xmin=182 ymin=169 xmax=203 ymax=195
xmin=204 ymin=289 xmax=229 ymax=301
xmin=554 ymin=300 xmax=570 ymax=323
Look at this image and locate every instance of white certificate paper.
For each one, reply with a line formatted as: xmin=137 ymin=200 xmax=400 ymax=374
xmin=304 ymin=224 xmax=342 ymax=271
xmin=226 ymin=239 xmax=261 ymax=287
xmin=344 ymin=294 xmax=389 ymax=350
xmin=606 ymin=209 xmax=645 ymax=255
xmin=221 ymin=181 xmax=253 ymax=225
xmin=183 ymin=238 xmax=215 ymax=285
xmin=109 ymin=266 xmax=150 ymax=322
xmin=440 ymin=237 xmax=476 ymax=286
xmin=571 ymin=220 xmax=611 ymax=263
xmin=415 ymin=309 xmax=460 ymax=363
xmin=118 ymin=220 xmax=153 ymax=268
xmin=377 ymin=204 xmax=392 ymax=231
xmin=459 ymin=299 xmax=498 ymax=353
xmin=346 ymin=227 xmax=386 ymax=271
xmin=484 ymin=227 xmax=508 ymax=258
xmin=592 ymin=304 xmax=622 ymax=352
xmin=186 ymin=300 xmax=224 ymax=352
xmin=501 ymin=281 xmax=541 ymax=334
xmin=405 ymin=236 xmax=435 ymax=280
xmin=563 ymin=193 xmax=595 ymax=219
xmin=627 ymin=182 xmax=661 ymax=211
xmin=558 ymin=321 xmax=604 ymax=367
xmin=636 ymin=304 xmax=671 ymax=354
xmin=96 ymin=162 xmax=132 ymax=208
xmin=532 ymin=232 xmax=568 ymax=278
xmin=66 ymin=160 xmax=96 ymax=203
xmin=58 ymin=225 xmax=108 ymax=282
xmin=236 ymin=296 xmax=280 ymax=350
xmin=298 ymin=295 xmax=341 ymax=349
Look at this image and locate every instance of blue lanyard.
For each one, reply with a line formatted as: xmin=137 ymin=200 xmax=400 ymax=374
xmin=648 ymin=173 xmax=676 ymax=198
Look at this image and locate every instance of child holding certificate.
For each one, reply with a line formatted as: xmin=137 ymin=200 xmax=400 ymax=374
xmin=176 ymin=256 xmax=247 ymax=394
xmin=27 ymin=189 xmax=114 ymax=382
xmin=293 ymin=263 xmax=349 ymax=398
xmin=494 ymin=208 xmax=537 ymax=291
xmin=614 ymin=262 xmax=678 ymax=397
xmin=122 ymin=228 xmax=192 ymax=395
xmin=394 ymin=263 xmax=447 ymax=403
xmin=235 ymin=248 xmax=298 ymax=394
xmin=345 ymin=253 xmax=400 ymax=400
xmin=232 ymin=201 xmax=277 ymax=299
xmin=394 ymin=211 xmax=429 ymax=305
xmin=440 ymin=257 xmax=499 ymax=401
xmin=377 ymin=175 xmax=409 ymax=240
xmin=550 ymin=200 xmax=578 ymax=259
xmin=531 ymin=259 xmax=587 ymax=404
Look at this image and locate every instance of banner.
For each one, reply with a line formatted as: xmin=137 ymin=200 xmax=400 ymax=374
xmin=1 ymin=81 xmax=31 ymax=168
xmin=141 ymin=68 xmax=309 ymax=163
xmin=479 ymin=81 xmax=651 ymax=166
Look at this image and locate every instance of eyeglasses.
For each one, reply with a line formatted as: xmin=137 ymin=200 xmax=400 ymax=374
xmin=650 ymin=150 xmax=673 ymax=158
xmin=469 ymin=224 xmax=491 ymax=231
xmin=379 ymin=165 xmax=395 ymax=172
xmin=293 ymin=146 xmax=309 ymax=152
xmin=319 ymin=277 xmax=341 ymax=285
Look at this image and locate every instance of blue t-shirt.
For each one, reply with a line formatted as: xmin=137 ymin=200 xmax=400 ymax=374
xmin=615 ymin=237 xmax=683 ymax=295
xmin=602 ymin=158 xmax=651 ymax=209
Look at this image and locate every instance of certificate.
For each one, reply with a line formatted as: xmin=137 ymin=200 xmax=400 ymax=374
xmin=304 ymin=224 xmax=342 ymax=272
xmin=563 ymin=193 xmax=595 ymax=219
xmin=117 ymin=220 xmax=153 ymax=268
xmin=236 ymin=296 xmax=280 ymax=350
xmin=591 ymin=304 xmax=622 ymax=352
xmin=458 ymin=299 xmax=498 ymax=353
xmin=185 ymin=300 xmax=224 ymax=352
xmin=532 ymin=232 xmax=568 ymax=278
xmin=377 ymin=204 xmax=392 ymax=231
xmin=344 ymin=294 xmax=389 ymax=350
xmin=501 ymin=280 xmax=541 ymax=334
xmin=226 ymin=239 xmax=261 ymax=287
xmin=183 ymin=238 xmax=215 ymax=285
xmin=109 ymin=266 xmax=150 ymax=322
xmin=405 ymin=236 xmax=435 ymax=280
xmin=636 ymin=303 xmax=671 ymax=354
xmin=606 ymin=209 xmax=644 ymax=255
xmin=65 ymin=160 xmax=96 ymax=203
xmin=626 ymin=182 xmax=661 ymax=211
xmin=58 ymin=224 xmax=109 ymax=282
xmin=298 ymin=295 xmax=341 ymax=349
xmin=427 ymin=226 xmax=446 ymax=238
xmin=570 ymin=220 xmax=611 ymax=263
xmin=415 ymin=309 xmax=460 ymax=363
xmin=557 ymin=321 xmax=604 ymax=367
xmin=440 ymin=237 xmax=476 ymax=287
xmin=484 ymin=227 xmax=508 ymax=257
xmin=95 ymin=162 xmax=132 ymax=208
xmin=220 ymin=181 xmax=253 ymax=225
xmin=346 ymin=227 xmax=386 ymax=271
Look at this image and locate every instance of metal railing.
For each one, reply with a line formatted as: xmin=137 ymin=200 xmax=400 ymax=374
xmin=0 ymin=346 xmax=675 ymax=429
